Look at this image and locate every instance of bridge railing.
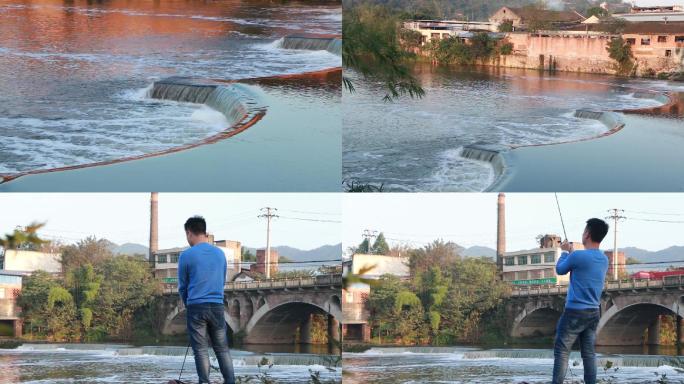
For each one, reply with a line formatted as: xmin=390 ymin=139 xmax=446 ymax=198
xmin=161 ymin=274 xmax=342 ymax=295
xmin=508 ymin=276 xmax=684 ymax=297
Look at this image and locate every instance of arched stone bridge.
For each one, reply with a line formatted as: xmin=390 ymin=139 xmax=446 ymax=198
xmin=160 ymin=275 xmax=342 ymax=345
xmin=505 ymin=276 xmax=684 ymax=346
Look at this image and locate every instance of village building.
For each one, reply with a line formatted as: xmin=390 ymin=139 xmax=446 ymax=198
xmin=151 ymin=238 xmax=242 ymax=283
xmin=614 ymin=5 xmax=684 ymax=22
xmin=622 ymin=21 xmax=684 ymax=72
xmin=489 ymin=6 xmax=586 ymax=30
xmin=342 ymin=253 xmax=409 ymax=342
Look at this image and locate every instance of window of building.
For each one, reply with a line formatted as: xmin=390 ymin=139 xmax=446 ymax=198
xmin=431 ymin=33 xmax=440 ymax=40
xmin=531 ymin=269 xmax=543 ymax=279
xmin=626 ymin=38 xmax=636 ymax=45
xmin=0 ymin=275 xmax=21 ymax=285
xmin=516 ymin=271 xmax=527 ymax=280
xmin=158 ymin=254 xmax=167 ymax=263
xmin=531 ymin=254 xmax=541 ymax=264
xmin=170 ymin=253 xmax=179 ymax=263
xmin=503 ymin=272 xmax=515 ymax=281
xmin=666 ymin=50 xmax=672 ymax=57
xmin=518 ymin=255 xmax=528 ymax=265
xmin=676 ymin=36 xmax=684 ymax=43
xmin=658 ymin=36 xmax=668 ymax=43
xmin=544 ymin=252 xmax=555 ymax=263
xmin=545 ymin=268 xmax=555 ymax=278
xmin=641 ymin=37 xmax=651 ymax=46
xmin=505 ymin=257 xmax=515 ymax=266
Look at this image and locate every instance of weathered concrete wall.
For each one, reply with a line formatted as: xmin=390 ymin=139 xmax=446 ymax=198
xmin=500 ymin=33 xmax=617 ymax=74
xmin=3 ymin=250 xmax=61 ymax=273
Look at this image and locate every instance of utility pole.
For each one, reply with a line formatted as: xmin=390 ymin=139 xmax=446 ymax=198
xmin=606 ymin=209 xmax=626 ymax=281
xmin=362 ymin=230 xmax=378 ymax=254
xmin=259 ymin=207 xmax=278 ymax=279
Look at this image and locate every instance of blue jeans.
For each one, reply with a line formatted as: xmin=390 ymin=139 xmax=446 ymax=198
xmin=552 ymin=308 xmax=600 ymax=384
xmin=186 ymin=303 xmax=235 ymax=384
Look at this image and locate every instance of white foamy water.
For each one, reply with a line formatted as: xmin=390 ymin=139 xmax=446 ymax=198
xmin=0 ymin=345 xmax=341 ymax=384
xmin=343 ymin=347 xmax=684 ymax=384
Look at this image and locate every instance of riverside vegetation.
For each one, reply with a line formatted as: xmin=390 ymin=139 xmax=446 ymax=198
xmin=346 ymin=234 xmax=681 ymax=348
xmin=349 ymin=237 xmax=510 ymax=345
xmin=2 ymin=224 xmax=331 ymax=345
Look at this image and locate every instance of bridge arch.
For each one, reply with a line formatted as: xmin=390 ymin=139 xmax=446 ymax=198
xmin=244 ymin=296 xmax=342 ymax=344
xmin=597 ymin=301 xmax=683 ymax=346
xmin=162 ymin=303 xmax=240 ymax=337
xmin=511 ymin=304 xmax=563 ymax=338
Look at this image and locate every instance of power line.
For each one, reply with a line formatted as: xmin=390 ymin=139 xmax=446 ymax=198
xmin=625 ymin=210 xmax=684 ymax=217
xmin=628 ymin=217 xmax=684 ymax=224
xmin=278 ymin=216 xmax=341 ymax=223
xmin=279 ymin=209 xmax=341 ymax=216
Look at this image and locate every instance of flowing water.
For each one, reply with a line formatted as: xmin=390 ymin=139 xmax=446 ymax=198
xmin=343 ymin=346 xmax=684 ymax=384
xmin=0 ymin=0 xmax=341 ymax=175
xmin=0 ymin=344 xmax=341 ymax=384
xmin=342 ymin=64 xmax=683 ymax=192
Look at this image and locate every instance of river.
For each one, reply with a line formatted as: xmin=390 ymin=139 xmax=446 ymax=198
xmin=0 ymin=0 xmax=341 ymax=175
xmin=0 ymin=343 xmax=341 ymax=383
xmin=342 ymin=64 xmax=684 ymax=192
xmin=343 ymin=346 xmax=684 ymax=384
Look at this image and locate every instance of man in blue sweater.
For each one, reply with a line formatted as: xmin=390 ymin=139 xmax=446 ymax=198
xmin=178 ymin=216 xmax=235 ymax=384
xmin=552 ymin=218 xmax=609 ymax=384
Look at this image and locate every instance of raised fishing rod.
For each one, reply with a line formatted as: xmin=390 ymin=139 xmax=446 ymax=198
xmin=555 ymin=193 xmax=568 ymax=242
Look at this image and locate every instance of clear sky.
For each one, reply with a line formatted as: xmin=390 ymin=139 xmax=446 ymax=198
xmin=0 ymin=193 xmax=341 ymax=250
xmin=343 ymin=193 xmax=684 ymax=253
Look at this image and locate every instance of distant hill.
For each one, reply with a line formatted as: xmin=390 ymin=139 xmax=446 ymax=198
xmin=243 ymin=243 xmax=342 ymax=270
xmin=462 ymin=245 xmax=497 ymax=259
xmin=106 ymin=242 xmax=149 ymax=257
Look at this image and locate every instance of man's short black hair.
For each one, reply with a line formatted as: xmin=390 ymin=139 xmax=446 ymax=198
xmin=184 ymin=216 xmax=206 ymax=235
xmin=585 ymin=218 xmax=609 ymax=243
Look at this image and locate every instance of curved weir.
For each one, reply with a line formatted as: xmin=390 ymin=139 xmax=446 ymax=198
xmin=278 ymin=35 xmax=342 ymax=56
xmin=458 ymin=90 xmax=673 ymax=192
xmin=0 ymin=79 xmax=266 ymax=184
xmin=148 ymin=78 xmax=256 ymax=127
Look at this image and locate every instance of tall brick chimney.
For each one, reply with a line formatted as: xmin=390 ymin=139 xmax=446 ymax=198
xmin=496 ymin=193 xmax=506 ymax=274
xmin=149 ymin=192 xmax=159 ymax=264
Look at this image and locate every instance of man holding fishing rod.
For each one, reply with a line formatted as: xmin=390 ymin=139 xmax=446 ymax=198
xmin=175 ymin=216 xmax=236 ymax=384
xmin=551 ymin=217 xmax=609 ymax=384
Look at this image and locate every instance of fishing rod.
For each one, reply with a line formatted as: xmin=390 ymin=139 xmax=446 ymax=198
xmin=554 ymin=193 xmax=568 ymax=242
xmin=172 ymin=342 xmax=191 ymax=384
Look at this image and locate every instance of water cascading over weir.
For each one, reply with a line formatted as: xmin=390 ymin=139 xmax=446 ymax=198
xmin=148 ymin=77 xmax=258 ymax=127
xmin=277 ymin=35 xmax=342 ymax=56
